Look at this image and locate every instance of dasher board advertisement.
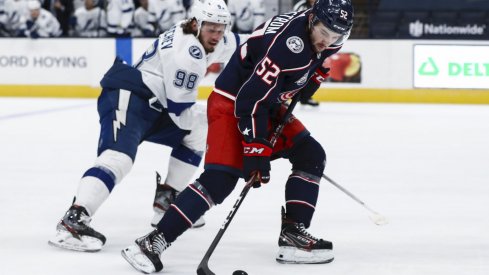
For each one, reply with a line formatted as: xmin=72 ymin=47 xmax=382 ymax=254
xmin=414 ymin=44 xmax=489 ymax=89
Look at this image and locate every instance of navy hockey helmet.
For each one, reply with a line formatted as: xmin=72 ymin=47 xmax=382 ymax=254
xmin=312 ymin=0 xmax=354 ymax=44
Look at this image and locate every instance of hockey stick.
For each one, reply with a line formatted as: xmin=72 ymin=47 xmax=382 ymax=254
xmin=322 ymin=174 xmax=388 ymax=225
xmin=197 ymin=95 xmax=301 ymax=275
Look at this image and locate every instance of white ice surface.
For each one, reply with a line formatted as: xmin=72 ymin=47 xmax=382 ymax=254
xmin=1 ymin=98 xmax=488 ymax=275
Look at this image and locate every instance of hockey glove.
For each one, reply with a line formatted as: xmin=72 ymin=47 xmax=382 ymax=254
xmin=300 ymin=66 xmax=330 ymax=101
xmin=26 ymin=20 xmax=35 ymax=30
xmin=242 ymin=138 xmax=273 ymax=187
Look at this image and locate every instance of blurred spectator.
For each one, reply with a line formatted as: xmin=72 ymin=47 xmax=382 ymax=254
xmin=106 ymin=0 xmax=134 ymax=37
xmin=42 ymin=0 xmax=73 ymax=36
xmin=292 ymin=0 xmax=314 ymax=12
xmin=0 ymin=0 xmax=6 ymax=33
xmin=20 ymin=0 xmax=62 ymax=38
xmin=0 ymin=0 xmax=27 ymax=37
xmin=72 ymin=0 xmax=107 ymax=37
xmin=73 ymin=0 xmax=85 ymax=10
xmin=133 ymin=0 xmax=154 ymax=37
xmin=1 ymin=0 xmax=12 ymax=36
xmin=148 ymin=0 xmax=185 ymax=33
xmin=228 ymin=0 xmax=265 ymax=34
xmin=182 ymin=0 xmax=191 ymax=11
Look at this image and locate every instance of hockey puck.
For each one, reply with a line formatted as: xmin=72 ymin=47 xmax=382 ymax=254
xmin=232 ymin=270 xmax=248 ymax=275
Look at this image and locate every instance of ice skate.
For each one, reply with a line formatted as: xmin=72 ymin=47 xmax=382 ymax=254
xmin=151 ymin=173 xmax=205 ymax=228
xmin=121 ymin=230 xmax=170 ymax=274
xmin=276 ymin=207 xmax=334 ymax=264
xmin=48 ymin=205 xmax=106 ymax=252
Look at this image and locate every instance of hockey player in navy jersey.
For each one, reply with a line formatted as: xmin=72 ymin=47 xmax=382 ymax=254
xmin=121 ymin=0 xmax=354 ymax=273
xmin=48 ymin=0 xmax=247 ymax=253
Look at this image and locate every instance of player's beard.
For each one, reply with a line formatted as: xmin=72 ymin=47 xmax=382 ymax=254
xmin=204 ymin=45 xmax=215 ymax=53
xmin=201 ymin=39 xmax=216 ymax=54
xmin=307 ymin=22 xmax=320 ymax=53
xmin=308 ymin=24 xmax=329 ymax=53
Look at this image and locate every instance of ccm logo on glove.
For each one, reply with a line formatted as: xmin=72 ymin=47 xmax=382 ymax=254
xmin=243 ymin=142 xmax=272 ymax=156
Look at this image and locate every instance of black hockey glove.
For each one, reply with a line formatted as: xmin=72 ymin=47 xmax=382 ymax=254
xmin=300 ymin=66 xmax=330 ymax=101
xmin=242 ymin=138 xmax=272 ymax=187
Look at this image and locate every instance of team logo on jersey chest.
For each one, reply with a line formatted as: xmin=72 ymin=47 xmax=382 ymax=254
xmin=286 ymin=36 xmax=304 ymax=53
xmin=189 ymin=45 xmax=203 ymax=59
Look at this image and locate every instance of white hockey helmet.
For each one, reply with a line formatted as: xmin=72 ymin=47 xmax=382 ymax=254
xmin=27 ymin=0 xmax=41 ymax=10
xmin=189 ymin=0 xmax=231 ymax=32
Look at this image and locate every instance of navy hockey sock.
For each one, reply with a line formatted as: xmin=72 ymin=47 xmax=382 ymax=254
xmin=285 ymin=171 xmax=320 ymax=228
xmin=285 ymin=136 xmax=326 ymax=227
xmin=156 ymin=182 xmax=213 ymax=243
xmin=82 ymin=167 xmax=116 ymax=192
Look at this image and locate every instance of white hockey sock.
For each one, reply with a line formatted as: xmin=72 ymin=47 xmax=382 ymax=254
xmin=74 ymin=176 xmax=110 ymax=216
xmin=166 ymin=156 xmax=200 ymax=191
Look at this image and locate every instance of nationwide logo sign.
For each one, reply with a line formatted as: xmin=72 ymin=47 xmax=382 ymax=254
xmin=414 ymin=45 xmax=489 ymax=89
xmin=409 ymin=20 xmax=486 ymax=38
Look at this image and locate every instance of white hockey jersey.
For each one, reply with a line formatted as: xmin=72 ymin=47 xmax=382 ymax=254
xmin=292 ymin=0 xmax=312 ymax=12
xmin=73 ymin=6 xmax=107 ymax=37
xmin=147 ymin=0 xmax=185 ymax=33
xmin=0 ymin=0 xmax=27 ymax=36
xmin=228 ymin=0 xmax=265 ymax=33
xmin=21 ymin=7 xmax=61 ymax=37
xmin=133 ymin=6 xmax=154 ymax=37
xmin=106 ymin=0 xmax=134 ymax=35
xmin=133 ymin=23 xmax=247 ymax=130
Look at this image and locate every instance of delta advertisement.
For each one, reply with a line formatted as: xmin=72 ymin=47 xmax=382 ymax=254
xmin=414 ymin=44 xmax=489 ymax=89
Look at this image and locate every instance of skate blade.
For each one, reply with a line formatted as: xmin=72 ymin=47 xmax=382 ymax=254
xmin=48 ymin=230 xmax=103 ymax=252
xmin=192 ymin=216 xmax=205 ymax=228
xmin=276 ymin=246 xmax=334 ymax=264
xmin=121 ymin=245 xmax=157 ymax=274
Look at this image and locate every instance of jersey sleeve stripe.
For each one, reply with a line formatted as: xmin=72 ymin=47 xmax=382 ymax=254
xmin=233 ymin=32 xmax=240 ymax=48
xmin=214 ymin=88 xmax=237 ymax=101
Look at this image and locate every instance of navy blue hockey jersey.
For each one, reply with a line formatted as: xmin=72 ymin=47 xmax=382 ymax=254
xmin=214 ymin=10 xmax=341 ymax=140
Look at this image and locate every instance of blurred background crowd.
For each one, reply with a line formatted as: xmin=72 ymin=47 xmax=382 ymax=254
xmin=1 ymin=0 xmax=488 ymax=39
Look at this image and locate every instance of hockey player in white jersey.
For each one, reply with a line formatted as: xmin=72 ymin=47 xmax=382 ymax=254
xmin=293 ymin=0 xmax=315 ymax=12
xmin=148 ymin=0 xmax=185 ymax=33
xmin=133 ymin=0 xmax=155 ymax=37
xmin=20 ymin=0 xmax=61 ymax=38
xmin=72 ymin=0 xmax=107 ymax=37
xmin=106 ymin=0 xmax=134 ymax=37
xmin=227 ymin=0 xmax=265 ymax=33
xmin=48 ymin=0 xmax=247 ymax=253
xmin=0 ymin=0 xmax=23 ymax=36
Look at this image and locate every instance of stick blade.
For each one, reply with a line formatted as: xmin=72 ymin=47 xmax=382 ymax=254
xmin=197 ymin=263 xmax=215 ymax=275
xmin=369 ymin=213 xmax=389 ymax=225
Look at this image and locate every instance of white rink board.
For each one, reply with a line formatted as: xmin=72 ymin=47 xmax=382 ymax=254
xmin=0 ymin=39 xmax=114 ymax=87
xmin=1 ymin=38 xmax=489 ymax=90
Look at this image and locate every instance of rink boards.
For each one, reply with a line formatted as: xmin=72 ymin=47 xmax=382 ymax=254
xmin=0 ymin=38 xmax=488 ymax=104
